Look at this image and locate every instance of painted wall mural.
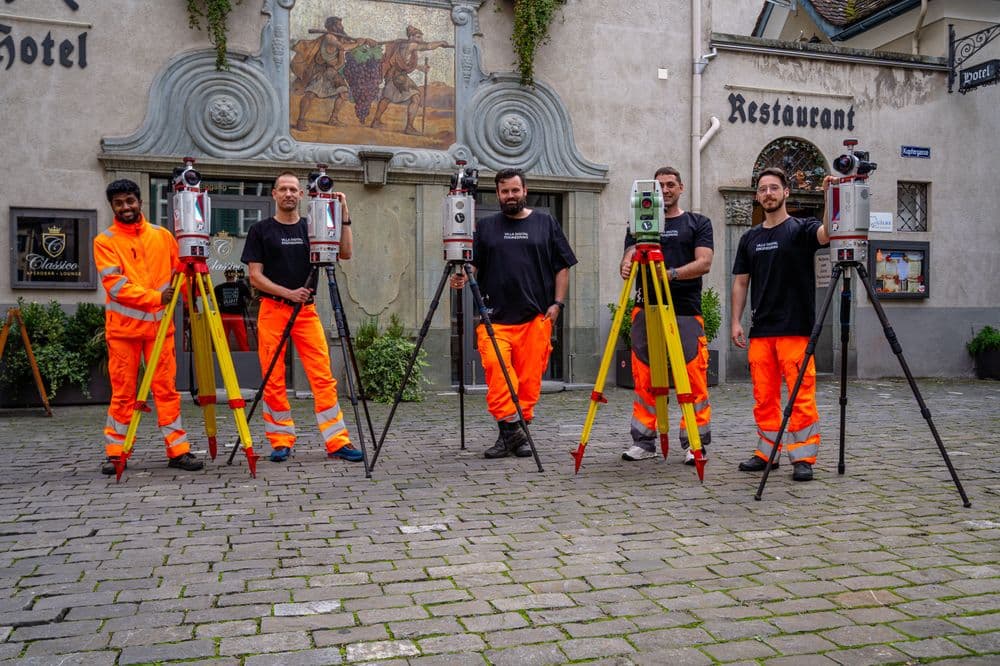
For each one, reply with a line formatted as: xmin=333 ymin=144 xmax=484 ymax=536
xmin=289 ymin=1 xmax=455 ymax=150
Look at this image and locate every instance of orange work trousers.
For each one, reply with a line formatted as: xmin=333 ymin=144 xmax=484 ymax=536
xmin=476 ymin=315 xmax=553 ymax=422
xmin=221 ymin=313 xmax=249 ymax=352
xmin=104 ymin=333 xmax=190 ymax=459
xmin=630 ymin=310 xmax=711 ymax=448
xmin=256 ymin=298 xmax=350 ymax=454
xmin=748 ymin=335 xmax=820 ymax=464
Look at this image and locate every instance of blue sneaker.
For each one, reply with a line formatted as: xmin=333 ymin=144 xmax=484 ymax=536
xmin=270 ymin=447 xmax=291 ymax=463
xmin=328 ymin=446 xmax=364 ymax=462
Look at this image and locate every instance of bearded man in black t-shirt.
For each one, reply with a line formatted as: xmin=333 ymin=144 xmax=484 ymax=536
xmin=450 ymin=168 xmax=578 ymax=459
xmin=731 ymin=167 xmax=832 ymax=483
xmin=619 ymin=167 xmax=714 ymax=466
xmin=240 ymin=171 xmax=363 ymax=465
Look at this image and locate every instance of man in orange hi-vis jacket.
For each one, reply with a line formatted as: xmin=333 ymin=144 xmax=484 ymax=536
xmin=731 ymin=167 xmax=832 ymax=483
xmin=450 ymin=168 xmax=577 ymax=459
xmin=240 ymin=171 xmax=363 ymax=464
xmin=93 ymin=179 xmax=204 ymax=475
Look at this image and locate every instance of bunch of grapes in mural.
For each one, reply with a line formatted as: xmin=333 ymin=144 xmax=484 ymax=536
xmin=343 ymin=45 xmax=383 ymax=124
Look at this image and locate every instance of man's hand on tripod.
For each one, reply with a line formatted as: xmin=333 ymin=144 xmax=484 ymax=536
xmin=285 ymin=286 xmax=314 ymax=303
xmin=449 ymin=274 xmax=467 ymax=290
xmin=160 ymin=286 xmax=176 ymax=305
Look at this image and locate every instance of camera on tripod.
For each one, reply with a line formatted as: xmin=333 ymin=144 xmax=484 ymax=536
xmin=306 ymin=164 xmax=342 ymax=265
xmin=826 ymin=139 xmax=876 ymax=264
xmin=630 ymin=179 xmax=665 ymax=244
xmin=171 ymin=157 xmax=211 ymax=259
xmin=442 ymin=160 xmax=478 ymax=263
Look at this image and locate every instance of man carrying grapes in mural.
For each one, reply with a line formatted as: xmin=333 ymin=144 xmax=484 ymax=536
xmin=369 ymin=25 xmax=452 ymax=136
xmin=292 ymin=16 xmax=374 ymax=131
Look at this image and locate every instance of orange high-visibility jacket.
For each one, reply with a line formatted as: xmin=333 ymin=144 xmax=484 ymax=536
xmin=93 ymin=216 xmax=178 ymax=339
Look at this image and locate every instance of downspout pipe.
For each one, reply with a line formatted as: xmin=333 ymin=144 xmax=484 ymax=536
xmin=912 ymin=0 xmax=928 ymax=55
xmin=691 ymin=1 xmax=717 ymax=213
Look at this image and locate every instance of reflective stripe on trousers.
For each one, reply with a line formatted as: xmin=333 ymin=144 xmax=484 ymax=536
xmin=256 ymin=299 xmax=351 ymax=453
xmin=748 ymin=336 xmax=820 ymax=464
xmin=630 ymin=310 xmax=712 ymax=447
xmin=476 ymin=315 xmax=553 ymax=423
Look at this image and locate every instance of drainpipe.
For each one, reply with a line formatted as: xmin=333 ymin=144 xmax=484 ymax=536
xmin=912 ymin=0 xmax=928 ymax=55
xmin=691 ymin=0 xmax=717 ymax=213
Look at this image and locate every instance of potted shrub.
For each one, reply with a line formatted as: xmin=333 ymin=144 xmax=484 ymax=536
xmin=355 ymin=313 xmax=429 ymax=402
xmin=607 ymin=298 xmax=635 ymax=388
xmin=701 ymin=287 xmax=722 ymax=386
xmin=967 ymin=325 xmax=1000 ymax=380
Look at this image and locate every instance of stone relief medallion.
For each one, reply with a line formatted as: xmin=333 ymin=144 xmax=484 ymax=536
xmin=498 ymin=113 xmax=529 ymax=147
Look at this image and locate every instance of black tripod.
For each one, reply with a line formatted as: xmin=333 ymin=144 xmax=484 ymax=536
xmin=226 ymin=264 xmax=376 ymax=477
xmin=368 ymin=261 xmax=544 ymax=472
xmin=755 ymin=261 xmax=971 ymax=507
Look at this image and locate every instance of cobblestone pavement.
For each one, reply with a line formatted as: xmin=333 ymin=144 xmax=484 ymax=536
xmin=0 ymin=377 xmax=997 ymax=665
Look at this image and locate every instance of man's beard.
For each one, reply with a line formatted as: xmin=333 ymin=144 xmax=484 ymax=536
xmin=761 ymin=197 xmax=784 ymax=213
xmin=501 ymin=197 xmax=526 ymax=216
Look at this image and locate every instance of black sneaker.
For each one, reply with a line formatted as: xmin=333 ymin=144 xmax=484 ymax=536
xmin=101 ymin=457 xmax=124 ymax=475
xmin=792 ymin=462 xmax=813 ymax=482
xmin=167 ymin=452 xmax=204 ymax=471
xmin=738 ymin=456 xmax=778 ymax=472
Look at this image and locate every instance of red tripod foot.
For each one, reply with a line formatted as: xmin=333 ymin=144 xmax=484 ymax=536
xmin=659 ymin=434 xmax=669 ymax=459
xmin=692 ymin=448 xmax=707 ymax=482
xmin=570 ymin=443 xmax=586 ymax=474
xmin=244 ymin=446 xmax=259 ymax=478
xmin=208 ymin=436 xmax=217 ymax=461
xmin=114 ymin=451 xmax=131 ymax=483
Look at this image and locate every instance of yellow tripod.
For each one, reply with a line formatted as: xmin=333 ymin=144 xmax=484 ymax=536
xmin=113 ymin=258 xmax=258 ymax=481
xmin=0 ymin=308 xmax=52 ymax=416
xmin=573 ymin=243 xmax=706 ymax=480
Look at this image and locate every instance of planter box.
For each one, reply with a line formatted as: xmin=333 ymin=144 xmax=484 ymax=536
xmin=615 ymin=348 xmax=634 ymax=389
xmin=974 ymin=349 xmax=1000 ymax=380
xmin=708 ymin=349 xmax=719 ymax=387
xmin=0 ymin=365 xmax=110 ymax=408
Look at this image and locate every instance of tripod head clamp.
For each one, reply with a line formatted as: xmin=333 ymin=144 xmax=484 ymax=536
xmin=443 ymin=160 xmax=478 ymax=264
xmin=172 ymin=157 xmax=212 ymax=261
xmin=306 ymin=163 xmax=343 ymax=265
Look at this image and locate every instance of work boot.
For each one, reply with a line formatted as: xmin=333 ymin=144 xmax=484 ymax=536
xmin=167 ymin=452 xmax=204 ymax=471
xmin=270 ymin=447 xmax=291 ymax=463
xmin=792 ymin=462 xmax=814 ymax=482
xmin=738 ymin=455 xmax=778 ymax=472
xmin=101 ymin=457 xmax=124 ymax=476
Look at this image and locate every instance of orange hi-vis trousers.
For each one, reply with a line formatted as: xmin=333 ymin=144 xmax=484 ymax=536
xmin=256 ymin=298 xmax=351 ymax=454
xmin=748 ymin=335 xmax=820 ymax=464
xmin=476 ymin=315 xmax=553 ymax=422
xmin=630 ymin=310 xmax=712 ymax=448
xmin=221 ymin=313 xmax=249 ymax=352
xmin=104 ymin=333 xmax=190 ymax=460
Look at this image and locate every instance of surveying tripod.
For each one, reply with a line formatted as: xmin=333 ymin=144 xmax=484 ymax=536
xmin=368 ymin=260 xmax=544 ymax=472
xmin=573 ymin=243 xmax=706 ymax=479
xmin=115 ymin=257 xmax=258 ymax=481
xmin=753 ymin=260 xmax=970 ymax=506
xmin=0 ymin=308 xmax=52 ymax=416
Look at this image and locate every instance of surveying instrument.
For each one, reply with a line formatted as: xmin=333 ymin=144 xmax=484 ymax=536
xmin=573 ymin=180 xmax=706 ymax=479
xmin=368 ymin=160 xmax=544 ymax=472
xmin=754 ymin=139 xmax=970 ymax=506
xmin=225 ymin=164 xmax=376 ymax=476
xmin=115 ymin=158 xmax=258 ymax=481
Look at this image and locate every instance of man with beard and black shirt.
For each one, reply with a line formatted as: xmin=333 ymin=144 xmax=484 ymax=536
xmin=450 ymin=168 xmax=577 ymax=459
xmin=731 ymin=167 xmax=832 ymax=482
xmin=240 ymin=172 xmax=364 ymax=464
xmin=618 ymin=167 xmax=713 ymax=465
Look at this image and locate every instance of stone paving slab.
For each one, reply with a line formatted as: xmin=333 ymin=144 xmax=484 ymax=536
xmin=0 ymin=378 xmax=996 ymax=664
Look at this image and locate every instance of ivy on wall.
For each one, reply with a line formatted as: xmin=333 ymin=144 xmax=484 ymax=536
xmin=512 ymin=0 xmax=564 ymax=86
xmin=186 ymin=0 xmax=243 ymax=70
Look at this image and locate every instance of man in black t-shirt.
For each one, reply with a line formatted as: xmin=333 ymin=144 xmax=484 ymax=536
xmin=214 ymin=268 xmax=252 ymax=351
xmin=240 ymin=171 xmax=363 ymax=465
xmin=731 ymin=167 xmax=831 ymax=482
xmin=619 ymin=167 xmax=713 ymax=465
xmin=451 ymin=168 xmax=578 ymax=459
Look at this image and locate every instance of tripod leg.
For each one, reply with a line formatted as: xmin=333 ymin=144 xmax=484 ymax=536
xmin=838 ymin=269 xmax=852 ymax=475
xmin=371 ymin=262 xmax=452 ymax=471
xmin=188 ymin=277 xmax=219 ymax=460
xmin=464 ymin=262 xmax=543 ymax=473
xmin=456 ymin=272 xmax=465 ymax=451
xmin=195 ymin=272 xmax=258 ymax=477
xmin=573 ymin=261 xmax=639 ymax=472
xmin=855 ymin=265 xmax=972 ymax=507
xmin=642 ymin=267 xmax=672 ymax=461
xmin=118 ymin=271 xmax=185 ymax=480
xmin=226 ymin=267 xmax=316 ymax=465
xmin=324 ymin=265 xmax=372 ymax=478
xmin=755 ymin=264 xmax=842 ymax=500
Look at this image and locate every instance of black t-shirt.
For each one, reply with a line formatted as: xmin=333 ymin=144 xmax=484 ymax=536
xmin=240 ymin=217 xmax=317 ymax=292
xmin=624 ymin=212 xmax=714 ymax=315
xmin=214 ymin=280 xmax=251 ymax=315
xmin=732 ymin=216 xmax=826 ymax=337
xmin=472 ymin=210 xmax=578 ymax=325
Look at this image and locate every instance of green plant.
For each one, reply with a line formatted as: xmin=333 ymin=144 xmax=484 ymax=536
xmin=967 ymin=325 xmax=1000 ymax=356
xmin=700 ymin=287 xmax=722 ymax=344
xmin=356 ymin=314 xmax=428 ymax=403
xmin=185 ymin=0 xmax=243 ymax=70
xmin=607 ymin=297 xmax=635 ymax=350
xmin=511 ymin=0 xmax=564 ymax=86
xmin=0 ymin=300 xmax=106 ymax=400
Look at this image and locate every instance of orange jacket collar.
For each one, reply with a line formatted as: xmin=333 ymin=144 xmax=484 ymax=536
xmin=111 ymin=214 xmax=149 ymax=235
